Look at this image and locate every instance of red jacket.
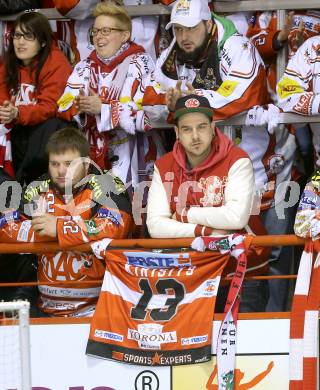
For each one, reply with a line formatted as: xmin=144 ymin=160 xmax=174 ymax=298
xmin=0 ymin=43 xmax=72 ymax=126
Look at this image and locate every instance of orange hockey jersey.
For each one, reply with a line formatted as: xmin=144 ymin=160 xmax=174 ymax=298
xmin=86 ymin=249 xmax=230 ymax=365
xmin=0 ymin=170 xmax=133 ymax=316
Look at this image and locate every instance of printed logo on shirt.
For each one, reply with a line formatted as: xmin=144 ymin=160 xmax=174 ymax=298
xmin=124 ymin=252 xmax=192 ymax=268
xmin=181 ymin=334 xmax=208 ymax=346
xmin=17 ymin=220 xmax=32 ymax=242
xmin=216 ymin=80 xmax=239 ymax=97
xmin=128 ymin=324 xmax=177 ymax=350
xmin=15 ymin=83 xmax=36 ymax=105
xmin=97 ymin=208 xmax=121 ymax=225
xmin=298 ymin=189 xmax=318 ymax=210
xmin=94 ymin=329 xmax=124 ymax=342
xmin=277 ymin=77 xmax=304 ymax=100
xmin=0 ymin=210 xmax=20 ymax=228
xmin=85 ymin=220 xmax=99 ymax=235
xmin=202 ymin=279 xmax=220 ymax=297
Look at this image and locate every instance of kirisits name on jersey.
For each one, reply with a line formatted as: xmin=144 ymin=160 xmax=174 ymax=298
xmin=124 ymin=252 xmax=192 ymax=268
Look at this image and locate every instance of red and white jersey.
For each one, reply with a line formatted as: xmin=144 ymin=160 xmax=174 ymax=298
xmin=142 ymin=16 xmax=268 ymax=123
xmin=86 ymin=249 xmax=230 ymax=365
xmin=238 ymin=124 xmax=297 ymax=210
xmin=58 ymin=44 xmax=164 ymax=188
xmin=277 ymin=35 xmax=320 ymax=116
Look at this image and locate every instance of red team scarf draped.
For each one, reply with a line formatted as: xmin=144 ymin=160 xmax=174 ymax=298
xmin=192 ymin=234 xmax=248 ymax=390
xmin=289 ymin=239 xmax=320 ymax=390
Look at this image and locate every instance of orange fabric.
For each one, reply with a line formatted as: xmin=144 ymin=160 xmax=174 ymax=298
xmin=52 ymin=0 xmax=80 ymax=15
xmin=87 ymin=249 xmax=230 ymax=364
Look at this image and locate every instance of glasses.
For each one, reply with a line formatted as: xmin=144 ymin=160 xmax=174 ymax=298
xmin=89 ymin=26 xmax=124 ymax=37
xmin=12 ymin=31 xmax=36 ymax=41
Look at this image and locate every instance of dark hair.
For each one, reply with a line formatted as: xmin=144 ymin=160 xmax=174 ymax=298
xmin=5 ymin=11 xmax=53 ymax=93
xmin=46 ymin=127 xmax=90 ymax=158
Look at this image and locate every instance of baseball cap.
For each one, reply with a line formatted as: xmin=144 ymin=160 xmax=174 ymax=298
xmin=165 ymin=0 xmax=211 ymax=30
xmin=174 ymin=94 xmax=214 ymax=121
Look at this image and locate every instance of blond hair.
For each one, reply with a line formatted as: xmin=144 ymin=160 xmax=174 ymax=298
xmin=92 ymin=1 xmax=132 ymax=34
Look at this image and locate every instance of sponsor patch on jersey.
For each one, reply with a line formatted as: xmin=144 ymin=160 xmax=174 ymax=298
xmin=17 ymin=220 xmax=31 ymax=242
xmin=94 ymin=330 xmax=124 ymax=342
xmin=97 ymin=208 xmax=121 ymax=225
xmin=0 ymin=210 xmax=20 ymax=228
xmin=277 ymin=77 xmax=304 ymax=100
xmin=298 ymin=189 xmax=318 ymax=210
xmin=202 ymin=278 xmax=220 ymax=297
xmin=217 ymin=80 xmax=239 ymax=97
xmin=57 ymin=92 xmax=75 ymax=111
xmin=128 ymin=325 xmax=177 ymax=350
xmin=85 ymin=220 xmax=99 ymax=235
xmin=181 ymin=334 xmax=208 ymax=346
xmin=124 ymin=251 xmax=192 ymax=268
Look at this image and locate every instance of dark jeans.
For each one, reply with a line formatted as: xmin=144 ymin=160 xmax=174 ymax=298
xmin=261 ymin=205 xmax=296 ymax=312
xmin=0 ymin=253 xmax=38 ymax=312
xmin=215 ymin=280 xmax=269 ymax=313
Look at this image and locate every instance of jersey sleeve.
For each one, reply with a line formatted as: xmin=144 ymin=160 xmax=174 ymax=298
xmin=146 ymin=166 xmax=197 ymax=238
xmin=277 ymin=37 xmax=320 ymax=115
xmin=247 ymin=12 xmax=279 ymax=60
xmin=0 ymin=211 xmax=55 ymax=244
xmin=105 ymin=53 xmax=155 ymax=134
xmin=294 ymin=176 xmax=320 ymax=238
xmin=200 ymin=35 xmax=269 ymax=120
xmin=57 ymin=174 xmax=133 ymax=248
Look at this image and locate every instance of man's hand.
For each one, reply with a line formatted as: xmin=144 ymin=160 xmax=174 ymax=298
xmin=277 ymin=11 xmax=294 ymax=44
xmin=76 ymin=87 xmax=102 ymax=115
xmin=166 ymin=81 xmax=196 ymax=111
xmin=0 ymin=98 xmax=18 ymax=124
xmin=166 ymin=80 xmax=183 ymax=112
xmin=185 ymin=82 xmax=195 ymax=95
xmin=290 ymin=19 xmax=305 ymax=50
xmin=32 ymin=213 xmax=58 ymax=237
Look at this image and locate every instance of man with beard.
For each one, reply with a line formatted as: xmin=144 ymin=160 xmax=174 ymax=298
xmin=0 ymin=127 xmax=133 ymax=317
xmin=142 ymin=0 xmax=269 ymax=123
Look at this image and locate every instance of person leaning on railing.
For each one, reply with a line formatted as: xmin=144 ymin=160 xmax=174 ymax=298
xmin=146 ymin=94 xmax=270 ymax=313
xmin=0 ymin=127 xmax=133 ymax=317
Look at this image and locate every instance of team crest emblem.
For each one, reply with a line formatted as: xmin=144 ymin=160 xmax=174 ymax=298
xmin=198 ymin=176 xmax=227 ymax=206
xmin=185 ymin=98 xmax=200 ymax=108
xmin=176 ymin=0 xmax=191 ymax=14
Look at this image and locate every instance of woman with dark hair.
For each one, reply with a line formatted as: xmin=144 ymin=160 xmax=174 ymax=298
xmin=0 ymin=11 xmax=72 ymax=184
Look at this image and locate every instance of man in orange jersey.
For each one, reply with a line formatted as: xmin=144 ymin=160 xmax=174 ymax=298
xmin=0 ymin=127 xmax=133 ymax=317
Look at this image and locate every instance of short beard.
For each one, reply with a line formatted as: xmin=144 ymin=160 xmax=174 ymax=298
xmin=176 ymin=32 xmax=211 ymax=65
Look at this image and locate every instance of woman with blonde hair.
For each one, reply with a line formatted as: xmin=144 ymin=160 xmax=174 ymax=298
xmin=58 ymin=1 xmax=164 ymax=197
